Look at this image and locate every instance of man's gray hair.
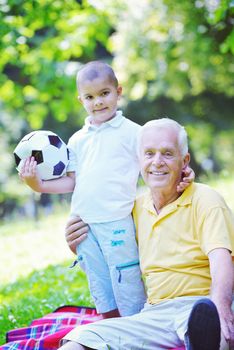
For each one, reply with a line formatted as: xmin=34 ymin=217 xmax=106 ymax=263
xmin=140 ymin=118 xmax=188 ymax=157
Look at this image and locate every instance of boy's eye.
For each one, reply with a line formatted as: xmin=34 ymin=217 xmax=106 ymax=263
xmin=85 ymin=95 xmax=93 ymax=100
xmin=101 ymin=91 xmax=109 ymax=96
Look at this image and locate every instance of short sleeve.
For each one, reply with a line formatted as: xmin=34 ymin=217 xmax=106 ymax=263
xmin=66 ymin=137 xmax=77 ymax=173
xmin=198 ymin=206 xmax=234 ymax=256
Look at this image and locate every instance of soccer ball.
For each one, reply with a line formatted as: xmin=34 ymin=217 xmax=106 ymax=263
xmin=14 ymin=130 xmax=69 ymax=180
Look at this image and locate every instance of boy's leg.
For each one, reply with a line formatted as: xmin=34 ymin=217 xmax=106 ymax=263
xmin=93 ymin=215 xmax=146 ymax=316
xmin=75 ymin=227 xmax=118 ymax=316
xmin=102 ymin=309 xmax=120 ymax=318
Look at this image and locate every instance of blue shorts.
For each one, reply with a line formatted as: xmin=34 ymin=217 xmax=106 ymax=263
xmin=76 ymin=215 xmax=146 ymax=315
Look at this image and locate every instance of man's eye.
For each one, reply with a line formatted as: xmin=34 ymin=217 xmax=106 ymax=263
xmin=164 ymin=152 xmax=173 ymax=157
xmin=145 ymin=151 xmax=153 ymax=157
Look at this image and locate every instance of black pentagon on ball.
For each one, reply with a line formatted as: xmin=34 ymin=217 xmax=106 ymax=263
xmin=32 ymin=150 xmax=44 ymax=164
xmin=14 ymin=153 xmax=21 ymax=166
xmin=48 ymin=135 xmax=62 ymax=148
xmin=53 ymin=161 xmax=65 ymax=176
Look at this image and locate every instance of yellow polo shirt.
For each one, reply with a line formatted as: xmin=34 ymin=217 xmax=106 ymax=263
xmin=133 ymin=183 xmax=234 ymax=304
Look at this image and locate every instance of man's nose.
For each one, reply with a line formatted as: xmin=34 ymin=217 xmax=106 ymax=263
xmin=152 ymin=153 xmax=164 ymax=166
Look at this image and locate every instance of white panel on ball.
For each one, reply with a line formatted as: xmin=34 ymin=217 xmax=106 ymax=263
xmin=14 ymin=130 xmax=69 ymax=180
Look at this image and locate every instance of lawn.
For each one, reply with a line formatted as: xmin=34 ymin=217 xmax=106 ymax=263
xmin=0 ymin=209 xmax=94 ymax=345
xmin=0 ymin=177 xmax=233 ymax=346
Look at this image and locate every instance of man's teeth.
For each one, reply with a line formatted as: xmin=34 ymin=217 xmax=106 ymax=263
xmin=150 ymin=171 xmax=166 ymax=175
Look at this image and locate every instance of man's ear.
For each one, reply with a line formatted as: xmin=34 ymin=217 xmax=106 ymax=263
xmin=183 ymin=153 xmax=190 ymax=169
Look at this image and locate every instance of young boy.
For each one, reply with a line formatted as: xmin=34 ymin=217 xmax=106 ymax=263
xmin=20 ymin=61 xmax=193 ymax=319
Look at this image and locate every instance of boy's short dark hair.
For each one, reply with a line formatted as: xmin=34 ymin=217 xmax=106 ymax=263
xmin=76 ymin=61 xmax=119 ymax=89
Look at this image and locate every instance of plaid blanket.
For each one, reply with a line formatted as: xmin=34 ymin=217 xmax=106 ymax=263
xmin=0 ymin=305 xmax=185 ymax=350
xmin=0 ymin=306 xmax=102 ymax=350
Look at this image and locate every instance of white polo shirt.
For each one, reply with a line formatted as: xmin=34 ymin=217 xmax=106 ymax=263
xmin=67 ymin=111 xmax=141 ymax=223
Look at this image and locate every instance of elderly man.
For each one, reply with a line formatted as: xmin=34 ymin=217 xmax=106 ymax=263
xmin=60 ymin=118 xmax=234 ymax=350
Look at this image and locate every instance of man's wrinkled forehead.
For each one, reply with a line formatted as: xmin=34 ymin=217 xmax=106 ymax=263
xmin=138 ymin=125 xmax=178 ymax=154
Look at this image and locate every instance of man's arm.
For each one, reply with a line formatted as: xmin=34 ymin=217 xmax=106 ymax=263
xmin=65 ymin=216 xmax=89 ymax=254
xmin=208 ymin=248 xmax=234 ymax=348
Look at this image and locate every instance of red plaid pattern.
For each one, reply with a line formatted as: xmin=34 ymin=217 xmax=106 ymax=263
xmin=0 ymin=305 xmax=185 ymax=350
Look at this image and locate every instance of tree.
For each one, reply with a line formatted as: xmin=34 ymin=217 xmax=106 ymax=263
xmin=100 ymin=0 xmax=234 ymax=101
xmin=0 ymin=0 xmax=113 ymax=217
xmin=0 ymin=0 xmax=112 ymax=130
xmin=0 ymin=0 xmax=233 ymax=218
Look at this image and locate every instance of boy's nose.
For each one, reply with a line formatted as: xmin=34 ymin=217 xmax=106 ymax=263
xmin=94 ymin=97 xmax=103 ymax=106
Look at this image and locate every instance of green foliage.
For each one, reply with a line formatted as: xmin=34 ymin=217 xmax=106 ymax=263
xmin=125 ymin=92 xmax=234 ymax=175
xmin=1 ymin=0 xmax=233 ymax=126
xmin=0 ymin=0 xmax=112 ymax=127
xmin=0 ymin=0 xmax=234 ymax=218
xmin=0 ymin=0 xmax=113 ymax=214
xmin=103 ymin=0 xmax=234 ymax=100
xmin=205 ymin=0 xmax=234 ymax=54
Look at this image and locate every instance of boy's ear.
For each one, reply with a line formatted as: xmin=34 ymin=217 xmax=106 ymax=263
xmin=78 ymin=95 xmax=83 ymax=104
xmin=117 ymin=86 xmax=122 ymax=97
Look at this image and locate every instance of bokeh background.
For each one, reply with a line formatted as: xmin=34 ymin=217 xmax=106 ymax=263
xmin=0 ymin=0 xmax=234 ymax=344
xmin=0 ymin=0 xmax=234 ymax=219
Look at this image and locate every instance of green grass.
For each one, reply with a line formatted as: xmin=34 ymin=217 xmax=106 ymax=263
xmin=0 ymin=210 xmax=94 ymax=345
xmin=0 ymin=177 xmax=233 ymax=345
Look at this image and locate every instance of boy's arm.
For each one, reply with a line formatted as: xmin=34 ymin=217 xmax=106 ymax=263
xmin=177 ymin=165 xmax=195 ymax=192
xmin=19 ymin=156 xmax=75 ymax=194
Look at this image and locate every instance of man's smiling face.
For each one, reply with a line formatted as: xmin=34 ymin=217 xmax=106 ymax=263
xmin=140 ymin=125 xmax=189 ymax=194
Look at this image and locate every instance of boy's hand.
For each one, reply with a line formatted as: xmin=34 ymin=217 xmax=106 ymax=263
xmin=19 ymin=156 xmax=44 ymax=192
xmin=177 ymin=166 xmax=195 ymax=193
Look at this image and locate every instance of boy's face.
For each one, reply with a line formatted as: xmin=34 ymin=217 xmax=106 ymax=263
xmin=78 ymin=76 xmax=122 ymax=126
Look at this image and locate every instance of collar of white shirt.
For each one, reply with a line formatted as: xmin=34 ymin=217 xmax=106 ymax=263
xmin=84 ymin=110 xmax=125 ymax=130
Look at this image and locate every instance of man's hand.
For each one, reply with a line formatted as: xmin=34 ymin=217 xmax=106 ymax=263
xmin=65 ymin=215 xmax=88 ymax=254
xmin=177 ymin=166 xmax=195 ymax=192
xmin=216 ymin=300 xmax=234 ymax=349
xmin=209 ymin=248 xmax=234 ymax=349
xmin=19 ymin=156 xmax=43 ymax=192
